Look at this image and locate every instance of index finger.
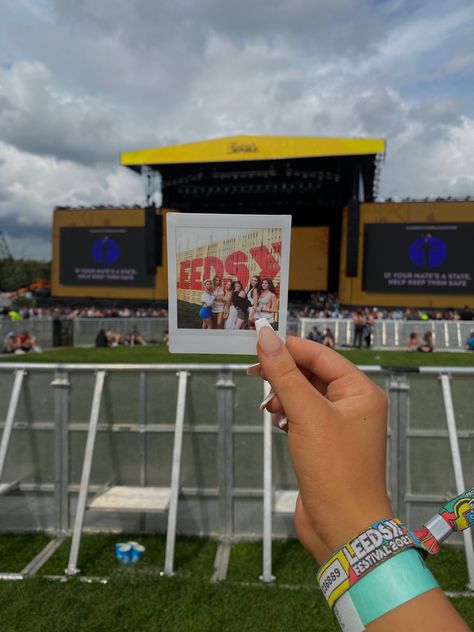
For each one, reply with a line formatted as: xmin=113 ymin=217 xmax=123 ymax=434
xmin=256 ymin=324 xmax=333 ymax=424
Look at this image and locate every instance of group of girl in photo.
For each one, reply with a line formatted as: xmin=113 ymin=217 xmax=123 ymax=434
xmin=199 ymin=274 xmax=278 ymax=330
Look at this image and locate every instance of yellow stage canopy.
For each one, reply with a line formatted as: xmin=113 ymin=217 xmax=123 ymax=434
xmin=121 ymin=135 xmax=385 ymax=169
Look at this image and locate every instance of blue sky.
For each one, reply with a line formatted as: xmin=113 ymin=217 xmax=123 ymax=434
xmin=0 ymin=0 xmax=473 ymax=259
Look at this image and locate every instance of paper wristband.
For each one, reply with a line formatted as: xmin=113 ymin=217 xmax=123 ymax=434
xmin=317 ymin=518 xmax=420 ymax=608
xmin=333 ymin=549 xmax=438 ymax=631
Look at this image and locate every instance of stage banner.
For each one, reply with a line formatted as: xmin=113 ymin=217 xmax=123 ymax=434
xmin=177 ymin=227 xmax=282 ymax=305
xmin=60 ymin=227 xmax=155 ymax=287
xmin=363 ymin=223 xmax=474 ymax=294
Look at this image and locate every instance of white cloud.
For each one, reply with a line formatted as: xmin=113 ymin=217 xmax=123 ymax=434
xmin=380 ymin=116 xmax=474 ymax=199
xmin=0 ymin=0 xmax=472 ymax=259
xmin=0 ymin=141 xmax=145 ymax=259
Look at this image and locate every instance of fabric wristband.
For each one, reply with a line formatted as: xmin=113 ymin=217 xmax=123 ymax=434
xmin=414 ymin=487 xmax=474 ymax=555
xmin=333 ymin=548 xmax=438 ymax=631
xmin=317 ymin=517 xmax=420 ymax=608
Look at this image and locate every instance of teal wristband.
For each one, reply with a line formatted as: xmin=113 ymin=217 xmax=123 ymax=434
xmin=333 ymin=549 xmax=438 ymax=630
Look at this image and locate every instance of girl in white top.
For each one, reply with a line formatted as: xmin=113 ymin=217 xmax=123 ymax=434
xmin=254 ymin=278 xmax=278 ymax=324
xmin=211 ymin=275 xmax=225 ymax=329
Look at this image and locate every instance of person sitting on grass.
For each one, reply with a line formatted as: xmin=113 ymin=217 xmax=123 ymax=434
xmin=407 ymin=331 xmax=420 ymax=351
xmin=95 ymin=329 xmax=109 ymax=348
xmin=125 ymin=326 xmax=147 ymax=346
xmin=418 ymin=330 xmax=434 ymax=353
xmin=2 ymin=332 xmax=19 ymax=354
xmin=321 ymin=327 xmax=335 ymax=348
xmin=17 ymin=330 xmax=42 ymax=353
xmin=106 ymin=328 xmax=122 ymax=347
xmin=465 ymin=331 xmax=474 ymax=351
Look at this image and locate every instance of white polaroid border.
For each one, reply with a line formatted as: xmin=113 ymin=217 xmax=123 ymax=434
xmin=167 ymin=213 xmax=291 ymax=355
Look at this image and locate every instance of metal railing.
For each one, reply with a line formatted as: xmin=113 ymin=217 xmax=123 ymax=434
xmin=299 ymin=318 xmax=474 ymax=350
xmin=0 ymin=362 xmax=473 ymax=586
xmin=72 ymin=317 xmax=169 ymax=347
xmin=1 ymin=317 xmax=472 ymax=351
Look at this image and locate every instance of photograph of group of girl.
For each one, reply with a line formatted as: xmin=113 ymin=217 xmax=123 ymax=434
xmin=199 ymin=275 xmax=278 ymax=330
xmin=175 ymin=226 xmax=282 ymax=331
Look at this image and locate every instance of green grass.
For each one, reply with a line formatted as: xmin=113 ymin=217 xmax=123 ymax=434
xmin=1 ymin=344 xmax=473 ymax=367
xmin=0 ymin=344 xmax=258 ymax=365
xmin=0 ymin=535 xmax=472 ymax=631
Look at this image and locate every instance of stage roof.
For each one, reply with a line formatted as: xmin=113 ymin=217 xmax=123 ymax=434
xmin=120 ymin=135 xmax=385 ymax=172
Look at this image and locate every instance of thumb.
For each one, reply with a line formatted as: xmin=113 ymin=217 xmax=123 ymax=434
xmin=256 ymin=320 xmax=330 ymax=423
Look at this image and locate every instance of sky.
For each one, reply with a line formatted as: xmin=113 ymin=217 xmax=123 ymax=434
xmin=0 ymin=0 xmax=473 ymax=260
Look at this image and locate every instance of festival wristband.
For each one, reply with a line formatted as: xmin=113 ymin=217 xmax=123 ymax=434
xmin=317 ymin=518 xmax=420 ymax=609
xmin=333 ymin=548 xmax=438 ymax=631
xmin=414 ymin=487 xmax=474 ymax=555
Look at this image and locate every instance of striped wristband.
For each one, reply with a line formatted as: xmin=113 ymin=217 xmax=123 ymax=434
xmin=414 ymin=487 xmax=474 ymax=555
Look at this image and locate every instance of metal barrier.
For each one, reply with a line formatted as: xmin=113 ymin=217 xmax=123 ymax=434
xmin=299 ymin=318 xmax=474 ymax=350
xmin=0 ymin=319 xmax=53 ymax=349
xmin=0 ymin=363 xmax=473 ymax=584
xmin=0 ymin=316 xmax=472 ymax=351
xmin=72 ymin=318 xmax=168 ymax=347
xmin=261 ymin=366 xmax=474 ymax=590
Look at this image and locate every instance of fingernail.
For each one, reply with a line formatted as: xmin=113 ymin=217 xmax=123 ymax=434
xmin=256 ymin=319 xmax=280 ymax=354
xmin=259 ymin=389 xmax=275 ymax=411
xmin=277 ymin=416 xmax=288 ymax=431
xmin=272 ymin=414 xmax=288 ymax=432
xmin=246 ymin=362 xmax=261 ymax=376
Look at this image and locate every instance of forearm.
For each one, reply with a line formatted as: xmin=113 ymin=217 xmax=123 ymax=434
xmin=366 ymin=588 xmax=470 ymax=631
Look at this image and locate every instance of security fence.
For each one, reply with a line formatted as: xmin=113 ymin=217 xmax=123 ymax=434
xmin=72 ymin=317 xmax=169 ymax=347
xmin=0 ymin=319 xmax=54 ymax=349
xmin=0 ymin=363 xmax=473 ymax=585
xmin=299 ymin=318 xmax=474 ymax=350
xmin=1 ymin=317 xmax=473 ymax=351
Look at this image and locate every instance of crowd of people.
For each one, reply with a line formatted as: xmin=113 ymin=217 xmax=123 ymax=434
xmin=0 ymin=294 xmax=472 ymax=324
xmin=0 ymin=306 xmax=169 ymax=321
xmin=199 ymin=275 xmax=278 ymax=330
xmin=292 ymin=292 xmax=474 ymax=322
xmin=1 ymin=290 xmax=473 ymax=353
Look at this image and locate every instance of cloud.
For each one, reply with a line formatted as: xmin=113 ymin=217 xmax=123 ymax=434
xmin=0 ymin=140 xmax=145 ymax=260
xmin=380 ymin=115 xmax=474 ymax=199
xmin=0 ymin=0 xmax=472 ymax=260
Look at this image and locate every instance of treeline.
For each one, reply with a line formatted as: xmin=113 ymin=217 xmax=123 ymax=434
xmin=0 ymin=259 xmax=51 ymax=292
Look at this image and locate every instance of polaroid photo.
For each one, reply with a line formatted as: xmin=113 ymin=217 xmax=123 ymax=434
xmin=167 ymin=213 xmax=292 ymax=354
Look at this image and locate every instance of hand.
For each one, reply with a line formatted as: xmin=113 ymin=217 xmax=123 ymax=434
xmin=256 ymin=325 xmax=393 ymax=564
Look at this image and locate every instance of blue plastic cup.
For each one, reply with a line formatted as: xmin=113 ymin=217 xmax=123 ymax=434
xmin=115 ymin=542 xmax=132 ymax=564
xmin=128 ymin=541 xmax=145 ymax=563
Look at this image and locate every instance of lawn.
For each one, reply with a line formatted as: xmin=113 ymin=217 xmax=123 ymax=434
xmin=0 ymin=534 xmax=472 ymax=632
xmin=1 ymin=343 xmax=474 ymax=367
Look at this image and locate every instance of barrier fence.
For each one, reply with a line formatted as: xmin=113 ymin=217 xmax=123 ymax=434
xmin=299 ymin=318 xmax=474 ymax=350
xmin=0 ymin=362 xmax=473 ymax=587
xmin=1 ymin=317 xmax=473 ymax=351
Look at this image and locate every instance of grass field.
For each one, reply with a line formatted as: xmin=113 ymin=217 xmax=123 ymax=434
xmin=1 ymin=343 xmax=474 ymax=367
xmin=0 ymin=534 xmax=472 ymax=631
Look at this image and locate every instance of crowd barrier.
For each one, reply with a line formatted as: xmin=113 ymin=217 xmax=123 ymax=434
xmin=0 ymin=320 xmax=54 ymax=349
xmin=71 ymin=317 xmax=169 ymax=347
xmin=0 ymin=363 xmax=472 ymax=586
xmin=1 ymin=317 xmax=473 ymax=351
xmin=299 ymin=318 xmax=474 ymax=350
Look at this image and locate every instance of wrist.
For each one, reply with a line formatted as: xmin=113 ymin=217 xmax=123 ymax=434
xmin=315 ymin=506 xmax=395 ymax=565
